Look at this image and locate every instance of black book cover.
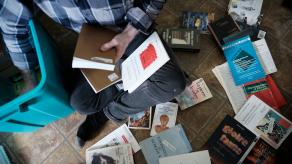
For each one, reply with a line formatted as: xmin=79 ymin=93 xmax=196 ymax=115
xmin=204 ymin=115 xmax=257 ymax=164
xmin=208 ymin=15 xmax=241 ymax=47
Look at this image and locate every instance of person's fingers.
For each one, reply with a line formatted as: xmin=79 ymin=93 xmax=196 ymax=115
xmin=100 ymin=38 xmax=118 ymax=51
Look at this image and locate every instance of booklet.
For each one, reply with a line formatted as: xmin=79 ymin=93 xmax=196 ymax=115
xmin=204 ymin=115 xmax=257 ymax=164
xmin=128 ymin=107 xmax=152 ymax=130
xmin=175 ymin=78 xmax=213 ymax=110
xmin=150 ymin=102 xmax=178 ymax=136
xmin=86 ymin=144 xmax=134 ymax=164
xmin=222 ymin=36 xmax=265 ymax=85
xmin=122 ymin=32 xmax=170 ymax=93
xmin=159 ymin=150 xmax=211 ymax=164
xmin=235 ymin=95 xmax=292 ymax=149
xmin=86 ymin=124 xmax=140 ymax=153
xmin=140 ymin=124 xmax=192 ymax=164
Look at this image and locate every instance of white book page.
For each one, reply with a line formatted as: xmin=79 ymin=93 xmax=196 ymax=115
xmin=150 ymin=102 xmax=178 ymax=136
xmin=72 ymin=57 xmax=115 ymax=71
xmin=159 ymin=150 xmax=211 ymax=164
xmin=252 ymin=39 xmax=277 ymax=75
xmin=122 ymin=32 xmax=170 ymax=93
xmin=87 ymin=124 xmax=140 ymax=153
xmin=212 ymin=63 xmax=247 ymax=113
xmin=235 ymin=96 xmax=269 ymax=137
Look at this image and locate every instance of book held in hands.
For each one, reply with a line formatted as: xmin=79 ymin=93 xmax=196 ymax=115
xmin=150 ymin=102 xmax=178 ymax=136
xmin=140 ymin=124 xmax=192 ymax=164
xmin=175 ymin=78 xmax=213 ymax=110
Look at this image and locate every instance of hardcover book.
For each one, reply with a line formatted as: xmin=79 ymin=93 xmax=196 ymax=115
xmin=204 ymin=115 xmax=257 ymax=164
xmin=150 ymin=102 xmax=178 ymax=136
xmin=208 ymin=15 xmax=241 ymax=47
xmin=140 ymin=124 xmax=192 ymax=164
xmin=222 ymin=36 xmax=265 ymax=85
xmin=86 ymin=144 xmax=134 ymax=164
xmin=182 ymin=11 xmax=215 ymax=34
xmin=128 ymin=107 xmax=152 ymax=129
xmin=161 ymin=28 xmax=200 ymax=52
xmin=159 ymin=150 xmax=211 ymax=164
xmin=87 ymin=124 xmax=140 ymax=153
xmin=175 ymin=78 xmax=213 ymax=110
xmin=235 ymin=95 xmax=292 ymax=149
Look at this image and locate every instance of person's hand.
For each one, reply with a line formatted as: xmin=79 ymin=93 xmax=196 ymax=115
xmin=100 ymin=24 xmax=139 ymax=63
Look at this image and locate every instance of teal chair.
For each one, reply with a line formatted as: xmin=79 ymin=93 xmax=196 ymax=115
xmin=0 ymin=20 xmax=73 ymax=132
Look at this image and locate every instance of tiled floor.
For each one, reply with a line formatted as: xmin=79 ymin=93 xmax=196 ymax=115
xmin=1 ymin=0 xmax=292 ymax=163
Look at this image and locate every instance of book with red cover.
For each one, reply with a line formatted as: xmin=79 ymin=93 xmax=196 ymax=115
xmin=243 ymin=75 xmax=286 ymax=111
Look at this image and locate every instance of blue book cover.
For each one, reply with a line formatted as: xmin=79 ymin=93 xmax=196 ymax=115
xmin=140 ymin=124 xmax=192 ymax=164
xmin=222 ymin=36 xmax=265 ymax=85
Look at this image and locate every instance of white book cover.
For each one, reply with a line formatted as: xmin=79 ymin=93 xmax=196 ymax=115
xmin=212 ymin=63 xmax=247 ymax=113
xmin=228 ymin=0 xmax=263 ymax=25
xmin=150 ymin=102 xmax=178 ymax=136
xmin=87 ymin=124 xmax=140 ymax=153
xmin=128 ymin=107 xmax=152 ymax=129
xmin=175 ymin=78 xmax=213 ymax=110
xmin=235 ymin=95 xmax=292 ymax=149
xmin=121 ymin=32 xmax=170 ymax=93
xmin=252 ymin=38 xmax=277 ymax=75
xmin=159 ymin=150 xmax=211 ymax=164
xmin=86 ymin=144 xmax=134 ymax=164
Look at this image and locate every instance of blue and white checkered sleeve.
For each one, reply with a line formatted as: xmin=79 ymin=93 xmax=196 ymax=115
xmin=125 ymin=0 xmax=166 ymax=34
xmin=0 ymin=0 xmax=37 ymax=71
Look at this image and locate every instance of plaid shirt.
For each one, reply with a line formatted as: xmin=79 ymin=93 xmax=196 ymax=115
xmin=0 ymin=0 xmax=165 ymax=70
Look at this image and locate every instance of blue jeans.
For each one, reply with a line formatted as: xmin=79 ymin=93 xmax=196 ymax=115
xmin=70 ymin=32 xmax=186 ymax=122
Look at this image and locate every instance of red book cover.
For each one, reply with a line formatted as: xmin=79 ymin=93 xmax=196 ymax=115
xmin=266 ymin=75 xmax=287 ymax=108
xmin=243 ymin=75 xmax=287 ymax=111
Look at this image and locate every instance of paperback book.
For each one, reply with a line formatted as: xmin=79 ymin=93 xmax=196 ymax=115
xmin=175 ymin=78 xmax=213 ymax=110
xmin=204 ymin=115 xmax=257 ymax=164
xmin=159 ymin=150 xmax=211 ymax=164
xmin=150 ymin=102 xmax=178 ymax=136
xmin=86 ymin=144 xmax=134 ymax=164
xmin=222 ymin=36 xmax=265 ymax=85
xmin=243 ymin=139 xmax=276 ymax=164
xmin=235 ymin=95 xmax=292 ymax=149
xmin=86 ymin=124 xmax=140 ymax=153
xmin=161 ymin=28 xmax=200 ymax=52
xmin=128 ymin=107 xmax=152 ymax=129
xmin=140 ymin=124 xmax=192 ymax=164
xmin=182 ymin=11 xmax=215 ymax=34
xmin=208 ymin=15 xmax=241 ymax=47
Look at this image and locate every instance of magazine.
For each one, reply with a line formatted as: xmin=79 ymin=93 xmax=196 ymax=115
xmin=140 ymin=124 xmax=192 ymax=164
xmin=86 ymin=144 xmax=134 ymax=164
xmin=86 ymin=124 xmax=140 ymax=153
xmin=128 ymin=107 xmax=152 ymax=129
xmin=159 ymin=150 xmax=211 ymax=164
xmin=175 ymin=78 xmax=213 ymax=110
xmin=182 ymin=11 xmax=215 ymax=34
xmin=235 ymin=95 xmax=292 ymax=149
xmin=150 ymin=102 xmax=178 ymax=136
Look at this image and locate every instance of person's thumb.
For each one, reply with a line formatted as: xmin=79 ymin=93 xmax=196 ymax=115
xmin=100 ymin=39 xmax=118 ymax=51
